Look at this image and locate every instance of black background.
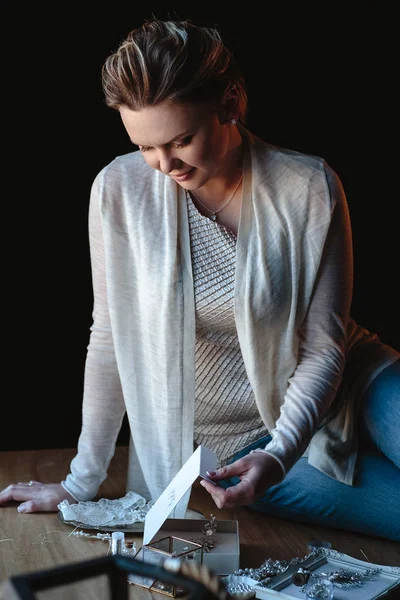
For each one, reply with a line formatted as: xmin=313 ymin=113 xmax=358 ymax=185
xmin=3 ymin=3 xmax=398 ymax=451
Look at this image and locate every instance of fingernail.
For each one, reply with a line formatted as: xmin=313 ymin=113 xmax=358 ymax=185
xmin=206 ymin=471 xmax=216 ymax=477
xmin=17 ymin=506 xmax=25 ymax=513
xmin=199 ymin=480 xmax=206 ymax=487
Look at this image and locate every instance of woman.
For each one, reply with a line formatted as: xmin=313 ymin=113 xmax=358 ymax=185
xmin=1 ymin=18 xmax=399 ymax=540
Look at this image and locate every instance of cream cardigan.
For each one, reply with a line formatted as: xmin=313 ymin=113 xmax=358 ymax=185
xmin=63 ymin=128 xmax=398 ymax=516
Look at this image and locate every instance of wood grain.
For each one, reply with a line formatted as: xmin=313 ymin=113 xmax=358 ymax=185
xmin=1 ymin=446 xmax=399 ymax=599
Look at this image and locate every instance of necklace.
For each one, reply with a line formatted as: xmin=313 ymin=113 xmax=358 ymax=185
xmin=189 ymin=173 xmax=243 ymax=222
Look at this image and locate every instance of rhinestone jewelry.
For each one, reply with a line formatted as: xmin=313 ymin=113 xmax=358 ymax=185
xmin=234 ymin=550 xmax=321 ymax=582
xmin=234 ymin=557 xmax=306 ymax=582
xmin=296 ymin=566 xmax=382 ymax=591
xmin=222 ymin=575 xmax=258 ymax=598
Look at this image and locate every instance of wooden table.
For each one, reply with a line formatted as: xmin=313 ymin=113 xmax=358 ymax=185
xmin=1 ymin=447 xmax=399 ymax=599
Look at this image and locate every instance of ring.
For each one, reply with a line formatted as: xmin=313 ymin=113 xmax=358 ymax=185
xmin=28 ymin=481 xmax=34 ymax=486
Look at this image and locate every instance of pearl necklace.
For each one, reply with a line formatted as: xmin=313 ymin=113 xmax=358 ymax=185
xmin=188 ymin=173 xmax=243 ymax=222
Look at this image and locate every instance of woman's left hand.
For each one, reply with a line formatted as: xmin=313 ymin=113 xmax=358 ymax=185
xmin=199 ymin=452 xmax=284 ymax=509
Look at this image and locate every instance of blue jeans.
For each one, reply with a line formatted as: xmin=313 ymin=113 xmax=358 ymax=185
xmin=219 ymin=360 xmax=400 ymax=541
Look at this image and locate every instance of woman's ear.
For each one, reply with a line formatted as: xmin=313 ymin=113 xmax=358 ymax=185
xmin=219 ymin=86 xmax=240 ymax=124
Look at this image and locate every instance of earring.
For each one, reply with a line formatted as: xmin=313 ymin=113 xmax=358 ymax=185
xmin=231 ymin=119 xmax=237 ymax=125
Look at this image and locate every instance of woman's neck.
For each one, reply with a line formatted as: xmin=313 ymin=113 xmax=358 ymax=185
xmin=198 ymin=132 xmax=244 ymax=201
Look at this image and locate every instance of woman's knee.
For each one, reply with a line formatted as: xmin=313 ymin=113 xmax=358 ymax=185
xmin=249 ymin=455 xmax=400 ymax=542
xmin=359 ymin=359 xmax=400 ymax=467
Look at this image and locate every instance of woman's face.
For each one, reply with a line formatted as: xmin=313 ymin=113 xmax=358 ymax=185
xmin=119 ymin=101 xmax=239 ymax=190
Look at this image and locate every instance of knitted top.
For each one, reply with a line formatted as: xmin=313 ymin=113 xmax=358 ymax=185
xmin=186 ymin=192 xmax=269 ymax=466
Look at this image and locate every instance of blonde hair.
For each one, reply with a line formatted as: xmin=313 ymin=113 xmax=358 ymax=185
xmin=101 ymin=18 xmax=248 ymax=123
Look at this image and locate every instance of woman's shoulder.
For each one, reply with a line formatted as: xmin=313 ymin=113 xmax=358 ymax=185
xmin=247 ymin=128 xmax=328 ymax=176
xmin=244 ymin=127 xmax=342 ymax=211
xmin=93 ymin=150 xmax=155 ymax=189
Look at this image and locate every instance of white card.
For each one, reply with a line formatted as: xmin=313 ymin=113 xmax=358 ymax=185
xmin=143 ymin=445 xmax=217 ymax=545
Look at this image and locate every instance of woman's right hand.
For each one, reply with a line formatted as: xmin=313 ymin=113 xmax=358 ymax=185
xmin=0 ymin=480 xmax=77 ymax=513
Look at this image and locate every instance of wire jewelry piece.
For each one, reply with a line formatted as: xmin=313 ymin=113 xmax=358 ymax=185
xmin=188 ymin=173 xmax=242 ymax=222
xmin=28 ymin=481 xmax=34 ymax=486
xmin=189 ymin=514 xmax=218 ymax=552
